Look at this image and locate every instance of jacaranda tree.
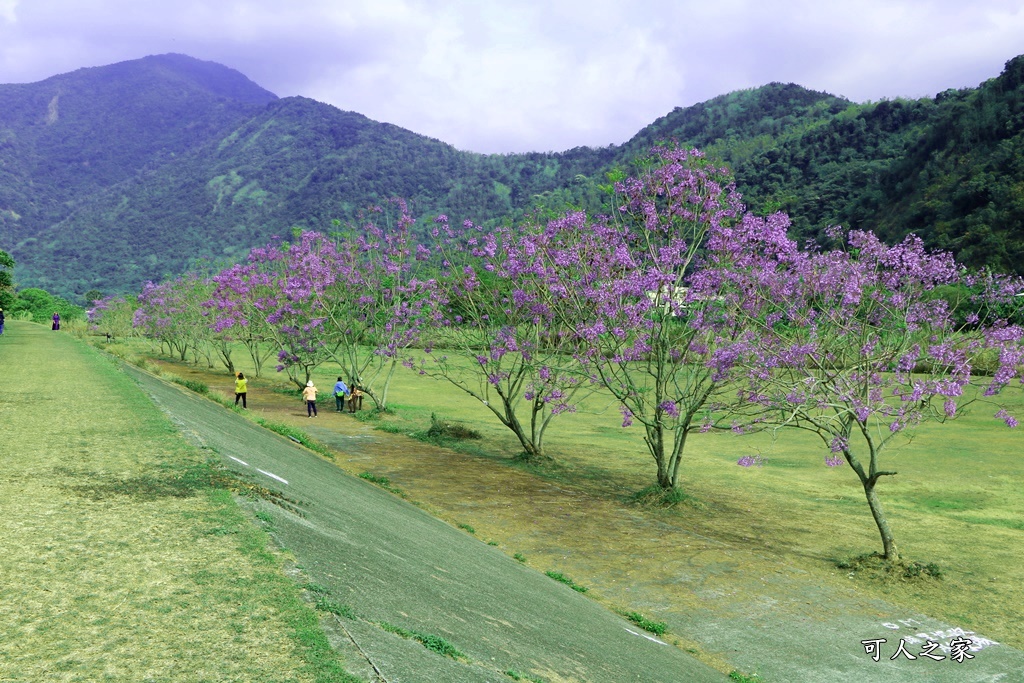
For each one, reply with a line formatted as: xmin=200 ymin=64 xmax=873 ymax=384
xmin=740 ymin=228 xmax=1024 ymax=560
xmin=134 ymin=276 xmax=214 ymax=362
xmin=209 ymin=202 xmax=433 ymax=404
xmin=415 ymin=215 xmax=590 ymax=460
xmin=209 ymin=241 xmax=339 ymax=389
xmin=532 ymin=145 xmax=801 ymax=492
xmin=259 ymin=203 xmax=434 ymax=410
xmin=311 ymin=201 xmax=436 ymax=411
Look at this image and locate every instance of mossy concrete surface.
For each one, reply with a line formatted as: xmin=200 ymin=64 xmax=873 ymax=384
xmin=121 ymin=352 xmax=730 ymax=681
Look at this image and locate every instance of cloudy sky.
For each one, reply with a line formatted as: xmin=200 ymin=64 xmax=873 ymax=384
xmin=0 ymin=0 xmax=1021 ymax=153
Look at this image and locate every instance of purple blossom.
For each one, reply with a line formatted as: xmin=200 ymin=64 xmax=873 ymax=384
xmin=944 ymin=400 xmax=957 ymax=418
xmin=659 ymin=401 xmax=680 ymax=418
xmin=620 ymin=405 xmax=633 ymax=428
xmin=995 ymin=409 xmax=1019 ymax=428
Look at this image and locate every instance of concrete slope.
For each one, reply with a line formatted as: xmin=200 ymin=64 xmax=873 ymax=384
xmin=122 ymin=362 xmax=728 ymax=683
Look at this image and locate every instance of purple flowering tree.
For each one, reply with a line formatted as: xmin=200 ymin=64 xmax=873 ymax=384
xmin=415 ymin=214 xmax=591 ymax=460
xmin=209 ymin=201 xmax=433 ymax=405
xmin=745 ymin=228 xmax=1024 ymax=560
xmin=202 ymin=262 xmax=277 ymax=377
xmin=535 ymin=145 xmax=797 ymax=492
xmin=135 ymin=274 xmax=233 ymax=371
xmin=209 ymin=241 xmax=340 ymax=389
xmin=134 ymin=280 xmax=185 ymax=358
xmin=323 ymin=202 xmax=435 ymax=411
xmin=134 ymin=275 xmax=210 ymax=363
xmin=273 ymin=203 xmax=434 ymax=410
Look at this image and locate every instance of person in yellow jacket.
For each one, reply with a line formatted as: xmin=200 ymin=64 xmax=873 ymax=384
xmin=234 ymin=372 xmax=248 ymax=408
xmin=302 ymin=380 xmax=318 ymax=417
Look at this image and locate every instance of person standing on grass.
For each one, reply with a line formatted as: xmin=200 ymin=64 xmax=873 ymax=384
xmin=234 ymin=372 xmax=248 ymax=408
xmin=51 ymin=311 xmax=60 ymax=331
xmin=0 ymin=308 xmax=5 ymax=335
xmin=302 ymin=380 xmax=318 ymax=417
xmin=333 ymin=376 xmax=350 ymax=412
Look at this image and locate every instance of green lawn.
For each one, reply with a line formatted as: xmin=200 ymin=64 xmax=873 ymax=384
xmin=0 ymin=323 xmax=355 ymax=682
xmin=328 ymin=347 xmax=1024 ymax=648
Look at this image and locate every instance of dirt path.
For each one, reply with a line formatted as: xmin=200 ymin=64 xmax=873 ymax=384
xmin=148 ymin=357 xmax=1024 ymax=682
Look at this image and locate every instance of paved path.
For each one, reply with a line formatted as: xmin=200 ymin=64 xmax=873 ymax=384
xmin=121 ymin=361 xmax=730 ymax=682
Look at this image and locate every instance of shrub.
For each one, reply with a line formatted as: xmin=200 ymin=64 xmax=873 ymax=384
xmin=426 ymin=413 xmax=482 ymax=441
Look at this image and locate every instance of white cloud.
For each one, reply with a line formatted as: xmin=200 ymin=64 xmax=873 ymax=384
xmin=0 ymin=0 xmax=17 ymax=23
xmin=0 ymin=0 xmax=1022 ymax=152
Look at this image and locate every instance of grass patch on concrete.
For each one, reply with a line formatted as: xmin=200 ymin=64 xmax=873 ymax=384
xmin=251 ymin=415 xmax=336 ymax=461
xmin=504 ymin=669 xmax=546 ymax=682
xmin=728 ymin=672 xmax=762 ymax=683
xmin=378 ymin=622 xmax=466 ymax=660
xmin=358 ymin=471 xmax=408 ymax=498
xmin=624 ymin=611 xmax=668 ymax=636
xmin=166 ymin=373 xmax=209 ymax=395
xmin=545 ymin=571 xmax=588 ymax=593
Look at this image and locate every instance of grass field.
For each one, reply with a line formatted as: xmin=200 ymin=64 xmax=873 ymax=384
xmin=0 ymin=323 xmax=356 ymax=682
xmin=364 ymin=351 xmax=1024 ymax=643
xmin=108 ymin=335 xmax=1024 ymax=666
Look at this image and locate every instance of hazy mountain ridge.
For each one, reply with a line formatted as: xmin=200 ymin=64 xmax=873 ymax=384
xmin=1 ymin=53 xmax=1023 ymax=299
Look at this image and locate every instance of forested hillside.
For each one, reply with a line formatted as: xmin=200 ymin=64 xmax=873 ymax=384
xmin=1 ymin=52 xmax=1022 ymax=300
xmin=0 ymin=54 xmax=277 ymax=295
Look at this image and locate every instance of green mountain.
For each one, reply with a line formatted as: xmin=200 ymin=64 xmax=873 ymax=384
xmin=2 ymin=53 xmax=1023 ymax=300
xmin=0 ymin=54 xmax=277 ymax=294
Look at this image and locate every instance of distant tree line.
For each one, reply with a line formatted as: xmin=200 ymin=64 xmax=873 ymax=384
xmin=0 ymin=249 xmax=84 ymax=322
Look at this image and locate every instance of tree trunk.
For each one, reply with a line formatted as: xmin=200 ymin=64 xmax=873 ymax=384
xmin=245 ymin=340 xmax=264 ymax=377
xmin=667 ymin=427 xmax=687 ymax=489
xmin=646 ymin=424 xmax=674 ymax=489
xmin=503 ymin=399 xmax=544 ymax=460
xmin=376 ymin=359 xmax=398 ymax=411
xmin=217 ymin=342 xmax=234 ymax=374
xmin=863 ymin=478 xmax=899 ymax=561
xmin=529 ymin=399 xmax=549 ymax=457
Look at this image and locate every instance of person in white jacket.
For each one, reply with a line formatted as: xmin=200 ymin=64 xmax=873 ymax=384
xmin=302 ymin=380 xmax=318 ymax=417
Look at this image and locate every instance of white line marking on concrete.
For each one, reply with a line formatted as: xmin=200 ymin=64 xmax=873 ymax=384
xmin=257 ymin=468 xmax=289 ymax=485
xmin=624 ymin=627 xmax=668 ymax=645
xmin=228 ymin=456 xmax=249 ymax=466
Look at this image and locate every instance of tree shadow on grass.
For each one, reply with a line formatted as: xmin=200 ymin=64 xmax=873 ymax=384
xmin=54 ymin=462 xmax=305 ymax=515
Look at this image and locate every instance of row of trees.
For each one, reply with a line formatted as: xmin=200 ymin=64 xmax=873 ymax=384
xmin=92 ymin=143 xmax=1024 ymax=562
xmin=0 ymin=248 xmax=85 ymax=321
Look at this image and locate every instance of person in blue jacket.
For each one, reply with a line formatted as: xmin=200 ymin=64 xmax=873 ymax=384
xmin=333 ymin=377 xmax=350 ymax=412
